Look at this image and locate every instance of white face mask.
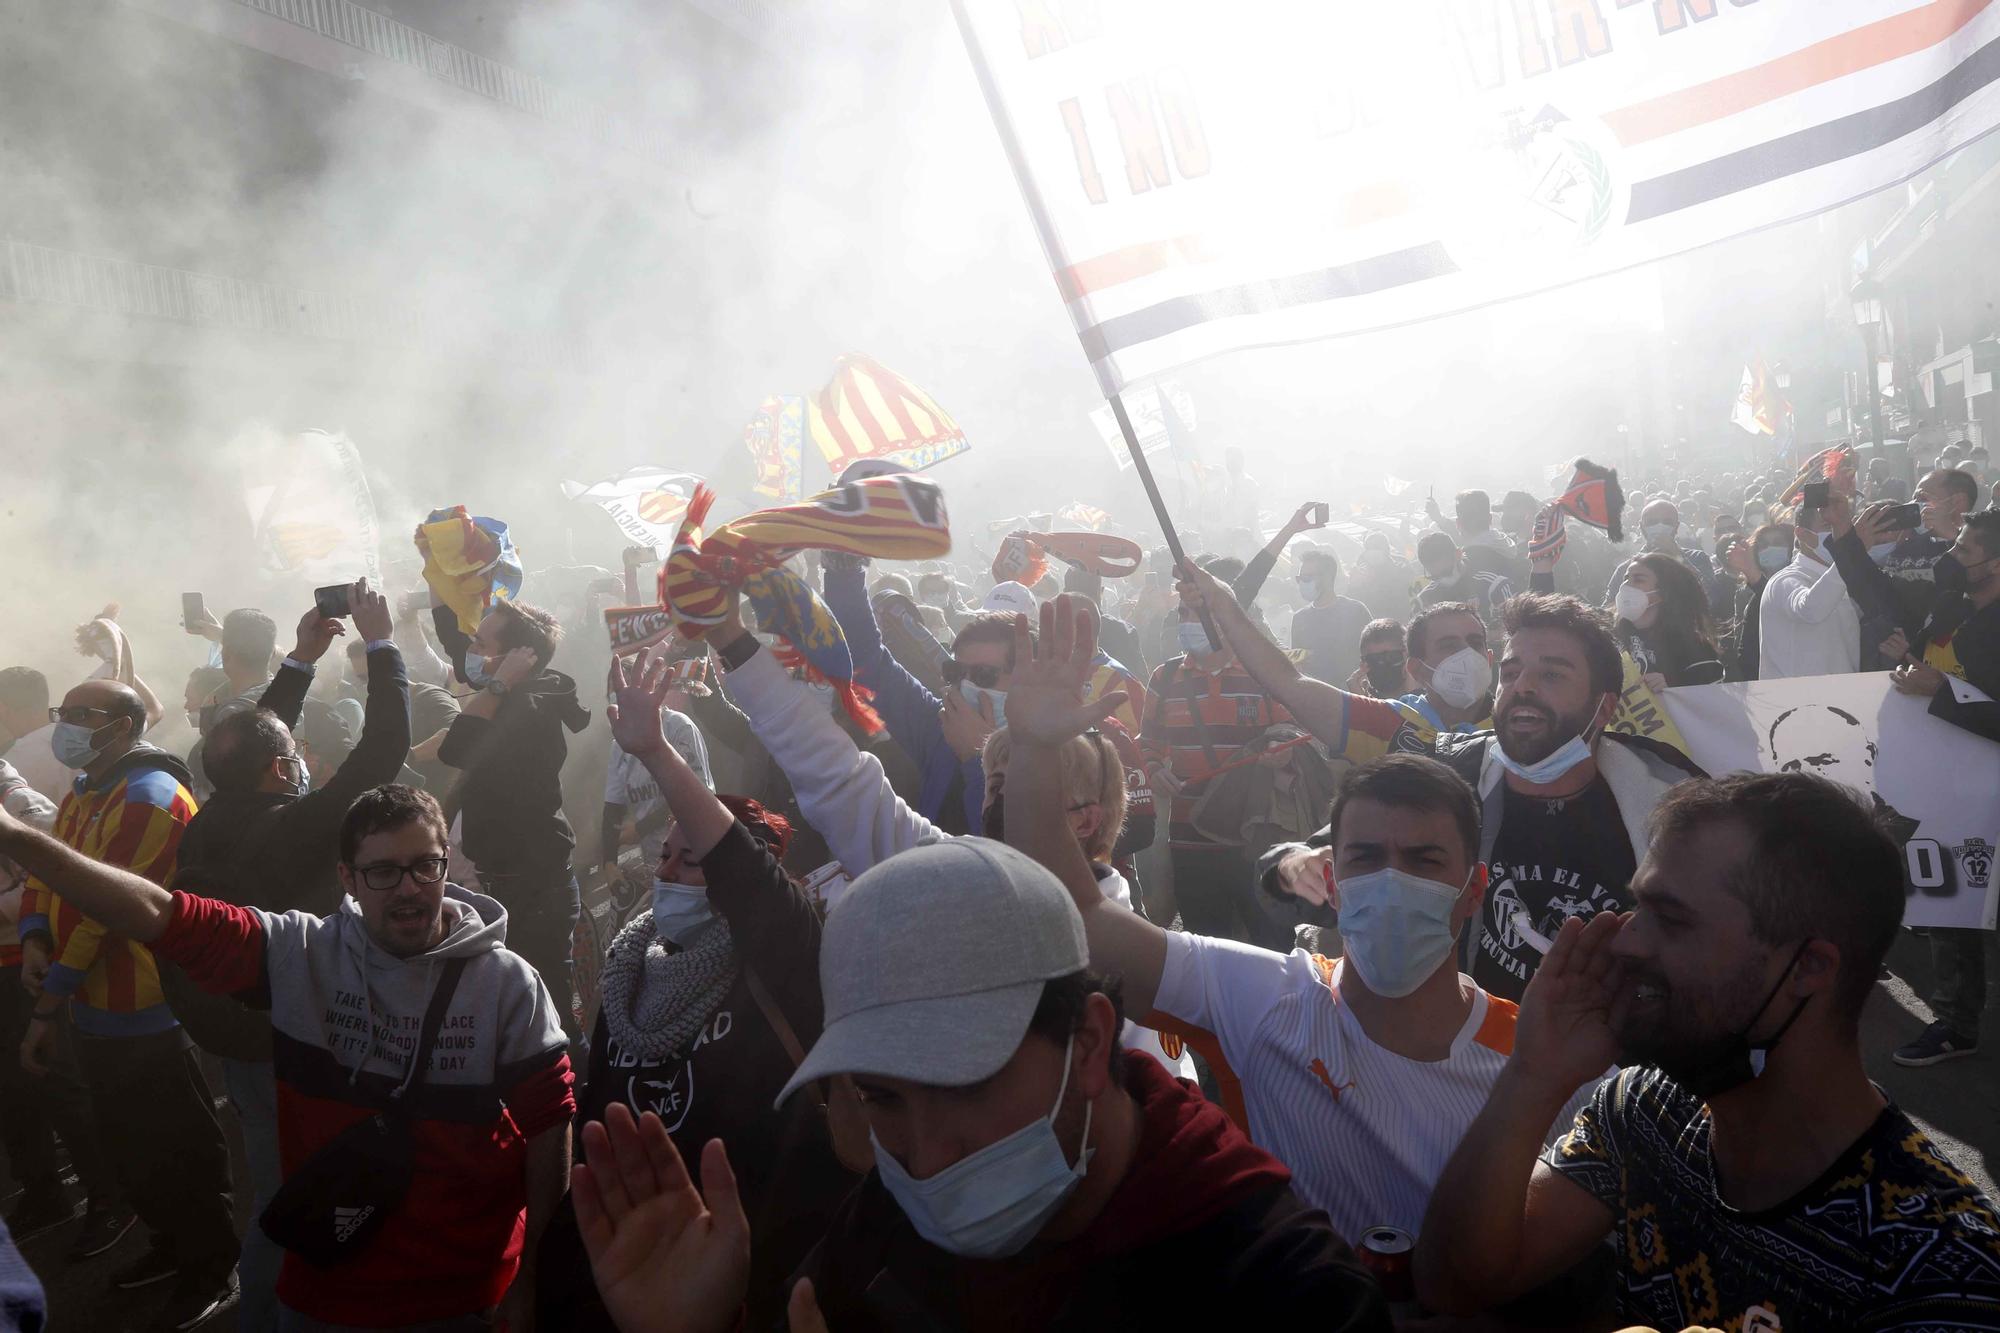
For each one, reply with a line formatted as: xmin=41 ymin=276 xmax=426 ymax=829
xmin=1613 ymin=584 xmax=1654 ymax=626
xmin=1643 ymin=521 xmax=1677 ymax=548
xmin=958 ymin=680 xmax=1007 ymax=720
xmin=1297 ymin=576 xmax=1322 ymax=603
xmin=1494 ymin=710 xmax=1605 ymax=785
xmin=1336 ymin=867 xmax=1466 ymax=998
xmin=1424 ymin=646 xmax=1493 ymax=710
xmin=651 ymin=879 xmax=716 ymax=948
xmin=1868 ymin=540 xmax=1901 ymax=564
xmin=1177 ymin=620 xmax=1217 ymax=656
xmin=873 ymin=1033 xmax=1095 ymax=1259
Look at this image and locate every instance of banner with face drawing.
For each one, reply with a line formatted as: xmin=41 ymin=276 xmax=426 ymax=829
xmin=1664 ymin=674 xmax=2000 ymax=930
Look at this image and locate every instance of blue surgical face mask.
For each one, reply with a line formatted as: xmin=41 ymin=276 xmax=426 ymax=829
xmin=462 ymin=655 xmax=495 ymax=688
xmin=873 ymin=1033 xmax=1095 ymax=1259
xmin=958 ymin=680 xmax=1007 ymax=720
xmin=1493 ymin=710 xmax=1604 ymax=785
xmin=1177 ymin=620 xmax=1216 ymax=656
xmin=1336 ymin=867 xmax=1466 ymax=998
xmin=1297 ymin=576 xmax=1322 ymax=603
xmin=276 ymin=754 xmax=311 ymax=799
xmin=1756 ymin=546 xmax=1790 ymax=574
xmin=1868 ymin=540 xmax=1900 ymax=564
xmin=651 ymin=879 xmax=717 ymax=948
xmin=50 ymin=720 xmax=114 ymax=769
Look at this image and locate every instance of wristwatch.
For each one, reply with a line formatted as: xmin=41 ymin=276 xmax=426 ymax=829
xmin=485 ymin=678 xmax=512 ymax=698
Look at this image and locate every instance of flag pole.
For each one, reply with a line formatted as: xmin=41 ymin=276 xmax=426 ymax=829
xmin=951 ymin=0 xmax=1220 ymax=646
xmin=1111 ymin=392 xmax=1221 ymax=650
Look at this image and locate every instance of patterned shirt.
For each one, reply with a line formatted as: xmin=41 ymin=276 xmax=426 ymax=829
xmin=1544 ymin=1066 xmax=2000 ymax=1332
xmin=21 ymin=757 xmax=196 ymax=1035
xmin=1139 ymin=656 xmax=1295 ymax=847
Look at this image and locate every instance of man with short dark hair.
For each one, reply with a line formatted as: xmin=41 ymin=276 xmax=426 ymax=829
xmin=567 ymin=832 xmax=1390 ymax=1333
xmin=166 ymin=580 xmax=410 ymax=1329
xmin=0 ymin=784 xmax=574 ymax=1332
xmin=1289 ymin=547 xmax=1370 ymax=687
xmin=19 ymin=678 xmax=239 ymax=1325
xmin=1417 ymin=772 xmax=2000 ymax=1331
xmin=999 ymin=599 xmax=1606 ymax=1251
xmin=1827 ymin=467 xmax=1979 ymax=668
xmin=439 ymin=599 xmax=591 ymax=1034
xmin=1184 ymin=569 xmax=1702 ymax=1001
xmin=1415 ymin=531 xmax=1512 ymax=626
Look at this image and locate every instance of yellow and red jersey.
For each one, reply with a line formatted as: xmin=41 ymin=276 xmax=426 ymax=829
xmin=21 ymin=753 xmax=196 ymax=1036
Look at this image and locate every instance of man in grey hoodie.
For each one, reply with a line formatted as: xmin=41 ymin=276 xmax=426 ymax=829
xmin=0 ymin=784 xmax=575 ymax=1333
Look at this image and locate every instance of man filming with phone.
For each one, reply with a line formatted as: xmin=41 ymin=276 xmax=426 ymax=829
xmin=1824 ymin=468 xmax=1981 ymax=670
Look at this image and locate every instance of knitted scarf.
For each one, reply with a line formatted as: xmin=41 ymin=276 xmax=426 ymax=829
xmin=597 ymin=912 xmax=739 ymax=1064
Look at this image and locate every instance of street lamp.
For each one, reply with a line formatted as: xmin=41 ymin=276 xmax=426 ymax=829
xmin=1852 ymin=278 xmax=1886 ymax=450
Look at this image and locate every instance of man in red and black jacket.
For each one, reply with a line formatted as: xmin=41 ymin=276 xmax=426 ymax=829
xmin=0 ymin=784 xmax=573 ymax=1332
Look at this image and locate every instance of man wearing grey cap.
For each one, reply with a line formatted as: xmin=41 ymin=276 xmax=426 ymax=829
xmin=568 ymin=836 xmax=1389 ymax=1332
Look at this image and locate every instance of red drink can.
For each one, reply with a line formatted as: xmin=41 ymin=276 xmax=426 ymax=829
xmin=1357 ymin=1225 xmax=1415 ymax=1303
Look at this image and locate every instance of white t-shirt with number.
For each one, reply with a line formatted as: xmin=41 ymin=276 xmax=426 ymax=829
xmin=1154 ymin=930 xmax=1599 ymax=1243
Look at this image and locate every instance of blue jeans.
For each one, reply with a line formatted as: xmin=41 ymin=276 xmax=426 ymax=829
xmin=224 ymin=1057 xmax=283 ymax=1333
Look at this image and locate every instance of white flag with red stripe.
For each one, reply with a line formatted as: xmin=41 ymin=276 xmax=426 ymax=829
xmin=955 ymin=0 xmax=2000 ymax=395
xmin=562 ymin=468 xmax=706 ymax=547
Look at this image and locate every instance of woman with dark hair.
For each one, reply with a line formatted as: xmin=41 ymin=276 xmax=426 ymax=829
xmin=1612 ymin=551 xmax=1728 ymax=687
xmin=538 ymin=652 xmax=856 ymax=1330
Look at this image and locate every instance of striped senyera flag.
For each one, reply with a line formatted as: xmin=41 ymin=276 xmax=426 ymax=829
xmin=807 ymin=355 xmax=971 ymax=476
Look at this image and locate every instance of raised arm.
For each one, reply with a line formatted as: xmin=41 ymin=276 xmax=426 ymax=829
xmin=709 ymin=599 xmax=941 ymax=874
xmin=1234 ymin=502 xmax=1324 ymax=604
xmin=1002 ymin=596 xmax=1169 ymax=1016
xmin=312 ymin=581 xmax=412 ymax=804
xmin=1175 ymin=560 xmax=1351 ymax=746
xmin=0 ymin=802 xmax=175 ymax=944
xmin=608 ymin=653 xmax=733 ymax=860
xmin=1415 ymin=912 xmax=1622 ymax=1313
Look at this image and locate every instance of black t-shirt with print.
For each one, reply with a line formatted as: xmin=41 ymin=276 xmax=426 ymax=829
xmin=1545 ymin=1066 xmax=2000 ymax=1332
xmin=1476 ymin=777 xmax=1637 ymax=1001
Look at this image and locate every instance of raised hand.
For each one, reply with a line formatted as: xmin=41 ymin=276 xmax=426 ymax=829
xmin=940 ymin=687 xmax=997 ymax=761
xmin=292 ymin=605 xmax=347 ymax=664
xmin=350 ymin=578 xmax=394 ymax=643
xmin=1511 ymin=910 xmax=1627 ymax=1098
xmin=607 ymin=651 xmax=674 ymax=758
xmin=1002 ymin=595 xmax=1128 ymax=747
xmin=572 ymin=1104 xmax=749 ymax=1333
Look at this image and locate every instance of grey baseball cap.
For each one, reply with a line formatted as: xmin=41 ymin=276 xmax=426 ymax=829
xmin=775 ymin=837 xmax=1088 ymax=1104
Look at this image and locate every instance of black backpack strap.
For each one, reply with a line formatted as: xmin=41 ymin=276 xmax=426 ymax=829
xmin=393 ymin=957 xmax=470 ymax=1107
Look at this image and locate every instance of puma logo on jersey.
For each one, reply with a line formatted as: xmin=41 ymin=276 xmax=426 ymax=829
xmin=1308 ymin=1058 xmax=1355 ymax=1103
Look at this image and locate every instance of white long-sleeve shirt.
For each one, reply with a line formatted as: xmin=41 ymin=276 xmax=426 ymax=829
xmin=720 ymin=646 xmax=1194 ymax=1077
xmin=1759 ymin=552 xmax=1860 ymax=679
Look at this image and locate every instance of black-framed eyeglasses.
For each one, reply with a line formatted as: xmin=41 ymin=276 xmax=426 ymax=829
xmin=48 ymin=705 xmax=113 ymax=726
xmin=352 ymin=856 xmax=449 ymax=892
xmin=940 ymin=659 xmax=1005 ymax=689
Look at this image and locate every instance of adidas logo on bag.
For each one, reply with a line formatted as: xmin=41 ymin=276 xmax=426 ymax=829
xmin=333 ymin=1205 xmax=375 ymax=1243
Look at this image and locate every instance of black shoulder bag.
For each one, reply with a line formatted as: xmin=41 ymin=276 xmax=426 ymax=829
xmin=260 ymin=957 xmax=469 ymax=1268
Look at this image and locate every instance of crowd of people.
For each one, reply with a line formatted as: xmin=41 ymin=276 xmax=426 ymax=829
xmin=0 ymin=436 xmax=1997 ymax=1333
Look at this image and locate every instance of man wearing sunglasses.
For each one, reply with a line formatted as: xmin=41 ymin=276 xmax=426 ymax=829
xmin=0 ymin=784 xmax=574 ymax=1333
xmin=17 ymin=678 xmax=242 ymax=1324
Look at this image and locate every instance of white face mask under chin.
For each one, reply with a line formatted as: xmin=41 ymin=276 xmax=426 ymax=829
xmin=872 ymin=1033 xmax=1095 ymax=1259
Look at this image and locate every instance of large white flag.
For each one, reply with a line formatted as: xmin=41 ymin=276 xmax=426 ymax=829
xmin=243 ymin=428 xmax=381 ymax=586
xmin=1664 ymin=673 xmax=2000 ymax=930
xmin=955 ymin=1 xmax=2000 ymax=394
xmin=562 ymin=468 xmax=706 ymax=548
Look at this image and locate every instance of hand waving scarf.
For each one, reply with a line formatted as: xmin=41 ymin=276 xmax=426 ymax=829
xmin=661 ymin=476 xmax=951 ymax=734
